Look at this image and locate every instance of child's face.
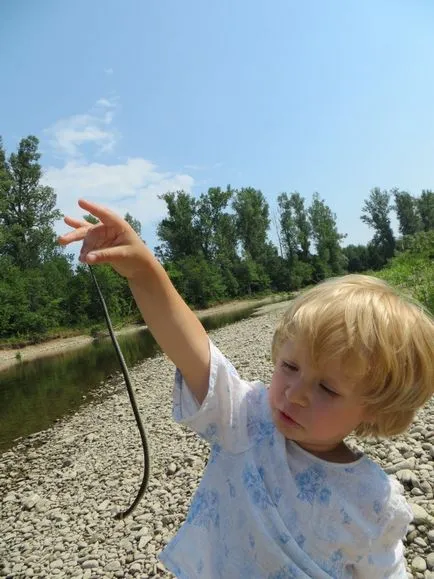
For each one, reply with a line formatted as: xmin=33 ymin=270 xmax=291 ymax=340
xmin=268 ymin=338 xmax=369 ymax=461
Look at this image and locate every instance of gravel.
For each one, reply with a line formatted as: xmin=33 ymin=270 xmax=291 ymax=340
xmin=1 ymin=310 xmax=433 ymax=578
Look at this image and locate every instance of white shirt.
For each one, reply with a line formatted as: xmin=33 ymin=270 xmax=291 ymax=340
xmin=159 ymin=341 xmax=412 ymax=578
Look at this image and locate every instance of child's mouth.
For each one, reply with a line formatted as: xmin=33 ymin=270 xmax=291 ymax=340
xmin=279 ymin=410 xmax=302 ymax=429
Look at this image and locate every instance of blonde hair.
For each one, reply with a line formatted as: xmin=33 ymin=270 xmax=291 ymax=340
xmin=272 ymin=275 xmax=434 ymax=438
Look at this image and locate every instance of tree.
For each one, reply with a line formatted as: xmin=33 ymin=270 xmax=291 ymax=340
xmin=309 ymin=193 xmax=346 ymax=279
xmin=361 ymin=188 xmax=395 ymax=266
xmin=155 ymin=191 xmax=200 ymax=262
xmin=342 ymin=244 xmax=370 ymax=273
xmin=166 ymin=255 xmax=226 ymax=308
xmin=232 ymin=187 xmax=270 ymax=263
xmin=277 ymin=192 xmax=313 ymax=289
xmin=417 ymin=190 xmax=434 ymax=232
xmin=289 ymin=192 xmax=311 ymax=261
xmin=84 ymin=213 xmax=99 ymax=225
xmin=233 ymin=256 xmax=270 ymax=295
xmin=0 ymin=136 xmax=62 ymax=269
xmin=125 ymin=212 xmax=142 ymax=238
xmin=196 ymin=186 xmax=234 ymax=261
xmin=392 ymin=189 xmax=422 ymax=236
xmin=196 ymin=186 xmax=241 ymax=297
xmin=277 ymin=193 xmax=298 ymax=264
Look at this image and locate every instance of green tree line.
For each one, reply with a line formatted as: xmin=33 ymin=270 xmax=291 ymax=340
xmin=1 ymin=136 xmax=433 ymax=343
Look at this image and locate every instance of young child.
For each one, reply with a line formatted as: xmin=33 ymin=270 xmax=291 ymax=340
xmin=60 ymin=199 xmax=434 ymax=578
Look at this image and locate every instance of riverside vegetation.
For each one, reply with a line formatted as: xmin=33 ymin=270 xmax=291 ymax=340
xmin=0 ymin=136 xmax=433 ymax=348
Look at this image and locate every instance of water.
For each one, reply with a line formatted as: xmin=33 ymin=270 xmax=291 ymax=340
xmin=0 ymin=305 xmax=257 ymax=451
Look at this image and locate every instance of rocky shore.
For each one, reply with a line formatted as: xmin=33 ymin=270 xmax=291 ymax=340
xmin=1 ymin=310 xmax=433 ymax=578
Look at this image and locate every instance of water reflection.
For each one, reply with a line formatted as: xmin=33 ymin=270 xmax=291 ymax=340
xmin=0 ymin=305 xmax=257 ymax=451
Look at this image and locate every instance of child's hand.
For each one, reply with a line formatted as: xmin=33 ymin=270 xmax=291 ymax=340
xmin=58 ymin=199 xmax=148 ymax=280
xmin=60 ymin=199 xmax=210 ymax=403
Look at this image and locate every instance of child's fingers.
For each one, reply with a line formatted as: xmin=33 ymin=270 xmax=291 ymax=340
xmin=58 ymin=216 xmax=95 ymax=245
xmin=78 ymin=199 xmax=122 ymax=227
xmin=64 ymin=216 xmax=94 ymax=228
xmin=80 ymin=245 xmax=128 ymax=265
xmin=58 ymin=225 xmax=93 ymax=245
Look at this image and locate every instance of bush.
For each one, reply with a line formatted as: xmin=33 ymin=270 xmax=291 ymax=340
xmin=373 ymin=231 xmax=434 ymax=313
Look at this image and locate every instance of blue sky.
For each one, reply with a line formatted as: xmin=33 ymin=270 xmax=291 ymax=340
xmin=1 ymin=0 xmax=434 ymax=252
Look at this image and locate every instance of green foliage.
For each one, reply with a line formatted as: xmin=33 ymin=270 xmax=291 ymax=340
xmin=1 ymin=133 xmax=433 ymax=344
xmin=342 ymin=244 xmax=370 ymax=273
xmin=234 ymin=257 xmax=270 ymax=295
xmin=361 ymin=188 xmax=395 ymax=266
xmin=156 ymin=191 xmax=200 ymax=261
xmin=166 ymin=255 xmax=226 ymax=308
xmin=308 ymin=193 xmax=346 ymax=276
xmin=0 ymin=136 xmax=62 ymax=269
xmin=84 ymin=213 xmax=99 ymax=225
xmin=277 ymin=192 xmax=298 ymax=263
xmin=392 ymin=189 xmax=422 ymax=236
xmin=418 ymin=190 xmax=434 ymax=232
xmin=373 ymin=231 xmax=434 ymax=313
xmin=0 ymin=257 xmax=71 ymax=340
xmin=124 ymin=212 xmax=142 ymax=238
xmin=233 ymin=187 xmax=270 ymax=263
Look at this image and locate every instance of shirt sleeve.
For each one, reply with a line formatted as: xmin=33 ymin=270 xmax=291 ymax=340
xmin=353 ymin=480 xmax=413 ymax=578
xmin=172 ymin=339 xmax=256 ymax=453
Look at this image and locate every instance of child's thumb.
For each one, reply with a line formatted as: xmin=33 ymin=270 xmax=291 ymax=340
xmin=81 ymin=246 xmax=125 ymax=264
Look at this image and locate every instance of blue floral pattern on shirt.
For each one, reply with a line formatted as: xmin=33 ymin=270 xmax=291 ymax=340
xmin=295 ymin=464 xmax=331 ymax=506
xmin=243 ymin=463 xmax=274 ymax=510
xmin=186 ymin=489 xmax=220 ymax=530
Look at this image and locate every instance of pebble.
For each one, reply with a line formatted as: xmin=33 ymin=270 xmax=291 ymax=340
xmin=412 ymin=556 xmax=427 ymax=572
xmin=411 ymin=504 xmax=433 ymax=526
xmin=1 ymin=309 xmax=434 ymax=577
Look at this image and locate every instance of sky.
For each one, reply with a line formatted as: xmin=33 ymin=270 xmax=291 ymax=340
xmin=1 ymin=0 xmax=434 ymax=253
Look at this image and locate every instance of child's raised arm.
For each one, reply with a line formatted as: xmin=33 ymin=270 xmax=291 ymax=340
xmin=59 ymin=199 xmax=210 ymax=404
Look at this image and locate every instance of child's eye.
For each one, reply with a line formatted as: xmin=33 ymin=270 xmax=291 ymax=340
xmin=320 ymin=383 xmax=339 ymax=396
xmin=282 ymin=361 xmax=298 ymax=372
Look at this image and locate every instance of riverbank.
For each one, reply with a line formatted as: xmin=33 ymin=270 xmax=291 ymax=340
xmin=0 ymin=295 xmax=288 ymax=372
xmin=1 ymin=309 xmax=433 ymax=578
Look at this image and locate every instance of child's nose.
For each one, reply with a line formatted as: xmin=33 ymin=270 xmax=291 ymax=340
xmin=285 ymin=379 xmax=310 ymax=407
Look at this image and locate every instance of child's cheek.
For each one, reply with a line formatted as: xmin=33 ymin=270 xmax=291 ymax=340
xmin=268 ymin=382 xmax=277 ymax=406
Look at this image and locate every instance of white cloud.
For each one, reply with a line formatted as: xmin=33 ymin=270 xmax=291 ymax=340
xmin=45 ymin=98 xmax=118 ymax=159
xmin=43 ymin=98 xmax=195 ymax=243
xmin=96 ymin=98 xmax=114 ymax=108
xmin=44 ymin=159 xmax=194 ymax=237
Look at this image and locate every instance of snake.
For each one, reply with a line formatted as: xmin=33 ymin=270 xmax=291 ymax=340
xmin=88 ymin=264 xmax=150 ymax=520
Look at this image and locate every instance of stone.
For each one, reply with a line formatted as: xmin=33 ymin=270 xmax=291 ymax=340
xmin=412 ymin=557 xmax=427 ymax=573
xmin=50 ymin=560 xmax=63 ymax=570
xmin=397 ymin=469 xmax=420 ymax=488
xmin=167 ymin=462 xmax=177 ymax=475
xmin=104 ymin=560 xmax=121 ymax=572
xmin=138 ymin=534 xmax=152 ymax=550
xmin=81 ymin=560 xmax=98 ymax=569
xmin=411 ymin=504 xmax=431 ymax=526
xmin=22 ymin=494 xmax=40 ymax=510
xmin=386 ymin=458 xmax=417 ymax=474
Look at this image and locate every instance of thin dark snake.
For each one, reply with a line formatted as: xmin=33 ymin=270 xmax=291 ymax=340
xmin=88 ymin=264 xmax=150 ymax=520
